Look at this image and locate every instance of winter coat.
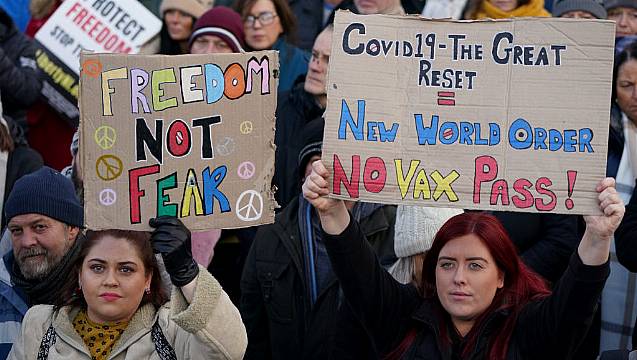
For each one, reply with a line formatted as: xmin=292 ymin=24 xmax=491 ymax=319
xmin=272 ymin=78 xmax=324 ymax=209
xmin=0 ymin=253 xmax=29 ymax=360
xmin=491 ymin=212 xmax=579 ymax=284
xmin=272 ymin=38 xmax=309 ymax=93
xmin=326 ymin=217 xmax=609 ymax=360
xmin=288 ymin=0 xmax=323 ymax=50
xmin=240 ymin=198 xmax=396 ymax=359
xmin=8 ymin=267 xmax=247 ymax=360
xmin=0 ymin=9 xmax=42 ymax=129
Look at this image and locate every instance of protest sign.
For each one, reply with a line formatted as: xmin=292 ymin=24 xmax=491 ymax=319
xmin=80 ymin=52 xmax=278 ymax=230
xmin=323 ymin=12 xmax=615 ymax=214
xmin=34 ymin=0 xmax=162 ymax=125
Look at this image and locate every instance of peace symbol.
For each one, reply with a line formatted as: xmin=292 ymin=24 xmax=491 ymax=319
xmin=240 ymin=121 xmax=253 ymax=135
xmin=96 ymin=155 xmax=123 ymax=181
xmin=94 ymin=126 xmax=116 ymax=150
xmin=99 ymin=188 xmax=117 ymax=206
xmin=217 ymin=137 xmax=235 ymax=156
xmin=235 ymin=190 xmax=263 ymax=221
xmin=237 ymin=161 xmax=256 ymax=180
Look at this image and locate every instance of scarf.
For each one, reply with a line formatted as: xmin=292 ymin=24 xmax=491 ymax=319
xmin=73 ymin=308 xmax=128 ymax=360
xmin=474 ymin=0 xmax=550 ymax=19
xmin=10 ymin=233 xmax=84 ymax=306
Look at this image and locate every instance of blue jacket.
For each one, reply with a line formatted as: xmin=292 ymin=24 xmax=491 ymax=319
xmin=0 ymin=252 xmax=28 ymax=359
xmin=273 ymin=38 xmax=309 ymax=93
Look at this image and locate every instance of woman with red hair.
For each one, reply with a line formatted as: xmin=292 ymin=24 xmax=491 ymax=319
xmin=302 ymin=160 xmax=624 ymax=359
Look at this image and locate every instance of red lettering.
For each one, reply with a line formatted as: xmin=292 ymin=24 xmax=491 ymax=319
xmin=473 ymin=155 xmax=498 ymax=204
xmin=511 ymin=178 xmax=534 ymax=208
xmin=535 ymin=177 xmax=557 ymax=211
xmin=490 ymin=179 xmax=510 ymax=205
xmin=333 ymin=154 xmax=360 ymax=198
xmin=167 ymin=120 xmax=191 ymax=157
xmin=363 ymin=157 xmax=386 ymax=193
xmin=81 ymin=15 xmax=96 ymax=32
xmin=73 ymin=8 xmax=89 ymax=24
xmin=65 ymin=2 xmax=82 ymax=17
xmin=129 ymin=165 xmax=160 ymax=224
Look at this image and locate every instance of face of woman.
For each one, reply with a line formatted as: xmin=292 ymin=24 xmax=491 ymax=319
xmin=608 ymin=7 xmax=637 ymax=38
xmin=244 ymin=0 xmax=283 ymax=50
xmin=80 ymin=235 xmax=151 ymax=324
xmin=617 ymin=59 xmax=637 ymax=125
xmin=488 ymin=0 xmax=518 ymax=12
xmin=435 ymin=234 xmax=504 ymax=335
xmin=165 ymin=9 xmax=194 ymax=41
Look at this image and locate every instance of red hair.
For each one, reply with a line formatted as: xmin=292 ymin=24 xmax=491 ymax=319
xmin=421 ymin=212 xmax=551 ymax=359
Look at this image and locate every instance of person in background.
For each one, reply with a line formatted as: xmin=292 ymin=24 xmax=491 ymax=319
xmin=273 ymin=25 xmax=332 ymax=210
xmin=0 ymin=167 xmax=83 ymax=359
xmin=141 ymin=0 xmax=213 ymax=55
xmin=0 ymin=8 xmax=41 ymax=132
xmin=606 ymin=0 xmax=637 ymax=38
xmin=552 ymin=0 xmax=607 ymax=17
xmin=464 ymin=0 xmax=550 ymax=19
xmin=601 ymin=40 xmax=637 ymax=353
xmin=237 ymin=0 xmax=309 ymax=92
xmin=304 ymin=159 xmax=623 ymax=359
xmin=8 ymin=218 xmax=247 ymax=359
xmin=189 ymin=6 xmax=246 ymax=54
xmin=240 ymin=118 xmax=397 ymax=359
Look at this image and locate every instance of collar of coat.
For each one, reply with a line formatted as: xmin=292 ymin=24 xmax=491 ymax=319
xmin=51 ymin=303 xmax=159 ymax=357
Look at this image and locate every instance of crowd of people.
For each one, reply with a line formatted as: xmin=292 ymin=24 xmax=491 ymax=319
xmin=0 ymin=0 xmax=634 ymax=358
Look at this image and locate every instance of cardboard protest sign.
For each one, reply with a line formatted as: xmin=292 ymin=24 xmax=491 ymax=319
xmin=34 ymin=0 xmax=162 ymax=125
xmin=323 ymin=12 xmax=615 ymax=214
xmin=80 ymin=52 xmax=278 ymax=230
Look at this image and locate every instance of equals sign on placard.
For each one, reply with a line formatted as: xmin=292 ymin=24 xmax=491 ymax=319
xmin=437 ymin=91 xmax=455 ymax=106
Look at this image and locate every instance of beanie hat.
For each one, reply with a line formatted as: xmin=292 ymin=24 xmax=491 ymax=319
xmin=604 ymin=0 xmax=637 ymax=10
xmin=394 ymin=206 xmax=463 ymax=258
xmin=5 ymin=166 xmax=83 ymax=227
xmin=553 ymin=0 xmax=607 ymax=17
xmin=298 ymin=117 xmax=325 ymax=177
xmin=189 ymin=7 xmax=246 ymax=53
xmin=160 ymin=0 xmax=214 ymax=18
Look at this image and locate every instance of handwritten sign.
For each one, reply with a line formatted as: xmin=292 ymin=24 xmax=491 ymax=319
xmin=34 ymin=0 xmax=162 ymax=125
xmin=80 ymin=52 xmax=278 ymax=230
xmin=323 ymin=13 xmax=615 ymax=214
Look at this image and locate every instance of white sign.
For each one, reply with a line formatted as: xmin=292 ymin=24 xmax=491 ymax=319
xmin=35 ymin=0 xmax=162 ymax=74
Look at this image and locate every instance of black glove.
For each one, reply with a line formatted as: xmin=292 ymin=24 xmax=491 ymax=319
xmin=149 ymin=216 xmax=199 ymax=287
xmin=630 ymin=179 xmax=637 ymax=206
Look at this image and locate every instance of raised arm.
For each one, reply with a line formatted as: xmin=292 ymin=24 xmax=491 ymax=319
xmin=516 ymin=177 xmax=623 ymax=358
xmin=302 ymin=160 xmax=421 ymax=354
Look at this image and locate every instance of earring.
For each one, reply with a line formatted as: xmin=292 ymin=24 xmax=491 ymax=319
xmin=145 ymin=288 xmax=151 ymax=295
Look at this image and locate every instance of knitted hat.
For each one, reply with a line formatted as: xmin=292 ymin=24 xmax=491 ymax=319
xmin=189 ymin=7 xmax=246 ymax=53
xmin=160 ymin=0 xmax=214 ymax=18
xmin=553 ymin=0 xmax=607 ymax=17
xmin=394 ymin=206 xmax=463 ymax=258
xmin=5 ymin=166 xmax=83 ymax=227
xmin=604 ymin=0 xmax=637 ymax=10
xmin=298 ymin=117 xmax=325 ymax=177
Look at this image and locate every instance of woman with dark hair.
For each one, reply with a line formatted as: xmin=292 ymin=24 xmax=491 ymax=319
xmin=303 ymin=159 xmax=623 ymax=359
xmin=237 ymin=0 xmax=309 ymax=92
xmin=464 ymin=0 xmax=549 ymax=19
xmin=141 ymin=0 xmax=213 ymax=55
xmin=8 ymin=217 xmax=247 ymax=359
xmin=599 ymin=39 xmax=637 ymax=351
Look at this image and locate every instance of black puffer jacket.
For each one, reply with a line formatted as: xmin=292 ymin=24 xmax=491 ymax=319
xmin=240 ymin=198 xmax=396 ymax=360
xmin=0 ymin=9 xmax=42 ymax=129
xmin=326 ymin=217 xmax=609 ymax=360
xmin=272 ymin=77 xmax=324 ymax=210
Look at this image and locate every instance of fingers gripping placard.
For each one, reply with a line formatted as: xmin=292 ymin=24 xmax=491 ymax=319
xmin=322 ymin=13 xmax=615 ymax=215
xmin=81 ymin=52 xmax=278 ymax=230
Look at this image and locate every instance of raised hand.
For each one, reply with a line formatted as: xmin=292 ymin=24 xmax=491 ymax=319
xmin=149 ymin=216 xmax=199 ymax=287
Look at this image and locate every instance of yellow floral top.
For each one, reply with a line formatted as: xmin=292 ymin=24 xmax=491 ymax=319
xmin=72 ymin=309 xmax=129 ymax=360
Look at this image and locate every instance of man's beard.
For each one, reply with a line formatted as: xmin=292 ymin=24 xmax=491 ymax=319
xmin=15 ymin=246 xmax=67 ymax=280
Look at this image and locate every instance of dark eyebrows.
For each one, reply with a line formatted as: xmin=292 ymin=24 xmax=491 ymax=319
xmin=437 ymin=256 xmax=488 ymax=263
xmin=86 ymin=259 xmax=139 ymax=267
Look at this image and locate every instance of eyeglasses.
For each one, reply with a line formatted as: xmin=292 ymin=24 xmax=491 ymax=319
xmin=244 ymin=11 xmax=278 ymax=27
